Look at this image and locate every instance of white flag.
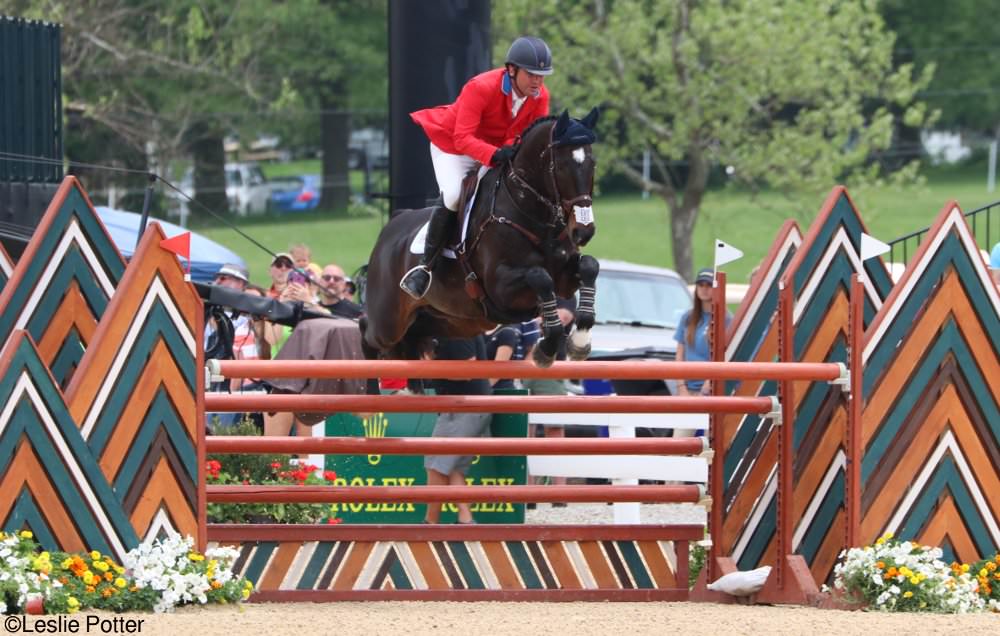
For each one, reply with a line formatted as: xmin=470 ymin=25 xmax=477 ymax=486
xmin=714 ymin=239 xmax=744 ymax=269
xmin=860 ymin=233 xmax=891 ymax=262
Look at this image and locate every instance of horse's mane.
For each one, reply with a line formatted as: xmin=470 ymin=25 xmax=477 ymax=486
xmin=515 ymin=115 xmax=558 ymax=150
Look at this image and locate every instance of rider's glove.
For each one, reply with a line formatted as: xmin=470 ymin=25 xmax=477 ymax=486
xmin=491 ymin=145 xmax=517 ymax=166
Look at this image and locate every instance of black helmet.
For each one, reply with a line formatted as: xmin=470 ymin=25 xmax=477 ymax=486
xmin=505 ymin=36 xmax=553 ymax=76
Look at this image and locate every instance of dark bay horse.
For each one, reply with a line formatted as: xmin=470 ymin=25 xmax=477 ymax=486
xmin=362 ymin=108 xmax=600 ymax=367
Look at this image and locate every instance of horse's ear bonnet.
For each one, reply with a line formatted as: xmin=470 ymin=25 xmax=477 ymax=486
xmin=551 ymin=108 xmax=599 ymax=147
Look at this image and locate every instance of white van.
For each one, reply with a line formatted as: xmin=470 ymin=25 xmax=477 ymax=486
xmin=175 ymin=162 xmax=272 ymax=216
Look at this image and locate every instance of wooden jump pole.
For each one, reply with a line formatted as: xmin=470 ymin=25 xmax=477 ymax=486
xmin=205 ymin=435 xmax=710 ymax=456
xmin=209 ymin=359 xmax=844 ymax=381
xmin=206 ymin=484 xmax=705 ymax=504
xmin=203 ymin=393 xmax=777 ymax=414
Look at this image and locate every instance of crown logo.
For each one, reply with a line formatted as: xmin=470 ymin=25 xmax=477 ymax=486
xmin=362 ymin=412 xmax=389 ymax=465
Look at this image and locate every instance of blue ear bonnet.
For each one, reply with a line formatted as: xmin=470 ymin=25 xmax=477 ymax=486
xmin=551 ymin=107 xmax=600 ymax=147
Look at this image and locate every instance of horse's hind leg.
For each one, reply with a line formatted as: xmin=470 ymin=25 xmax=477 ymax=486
xmin=567 ymin=255 xmax=599 ymax=361
xmin=525 ymin=266 xmax=563 ymax=368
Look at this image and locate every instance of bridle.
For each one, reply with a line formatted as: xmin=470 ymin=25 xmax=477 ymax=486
xmin=499 ymin=123 xmax=593 ymax=250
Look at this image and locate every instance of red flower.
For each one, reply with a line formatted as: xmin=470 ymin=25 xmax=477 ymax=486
xmin=324 ymin=471 xmax=337 ymax=482
xmin=270 ymin=461 xmax=282 ymax=471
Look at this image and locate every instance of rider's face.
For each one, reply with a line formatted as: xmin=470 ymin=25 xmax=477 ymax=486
xmin=511 ymin=68 xmax=544 ymax=99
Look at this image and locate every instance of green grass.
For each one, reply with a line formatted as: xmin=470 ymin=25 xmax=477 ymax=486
xmin=196 ymin=160 xmax=999 ymax=289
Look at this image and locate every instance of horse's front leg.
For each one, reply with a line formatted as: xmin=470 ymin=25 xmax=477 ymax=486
xmin=566 ymin=255 xmax=599 ymax=361
xmin=524 ymin=266 xmax=563 ymax=368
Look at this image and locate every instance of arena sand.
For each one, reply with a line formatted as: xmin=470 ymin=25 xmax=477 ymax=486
xmin=54 ymin=602 xmax=998 ymax=636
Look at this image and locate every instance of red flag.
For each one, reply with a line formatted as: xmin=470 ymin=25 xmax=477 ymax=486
xmin=160 ymin=233 xmax=191 ymax=272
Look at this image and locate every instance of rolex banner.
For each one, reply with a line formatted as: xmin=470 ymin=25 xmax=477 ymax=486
xmin=323 ymin=400 xmax=528 ymax=524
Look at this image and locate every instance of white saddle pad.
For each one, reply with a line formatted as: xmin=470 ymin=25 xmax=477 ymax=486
xmin=409 ymin=171 xmax=485 ymax=258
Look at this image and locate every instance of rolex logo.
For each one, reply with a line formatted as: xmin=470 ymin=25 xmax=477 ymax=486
xmin=362 ymin=412 xmax=389 ymax=465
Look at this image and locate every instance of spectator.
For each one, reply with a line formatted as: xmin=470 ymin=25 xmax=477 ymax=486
xmin=674 ymin=268 xmax=733 ymax=435
xmin=485 ymin=324 xmax=522 ymax=389
xmin=317 ymin=264 xmax=364 ymax=319
xmin=424 ymin=335 xmax=491 ymax=524
xmin=267 ymin=252 xmax=294 ymax=299
xmin=990 ymin=241 xmax=1000 ymax=286
xmin=205 ymin=263 xmax=264 ymax=431
xmin=520 ymin=297 xmax=577 ymax=504
xmin=290 ymin=243 xmax=320 ymax=272
xmin=342 ymin=275 xmax=358 ymax=301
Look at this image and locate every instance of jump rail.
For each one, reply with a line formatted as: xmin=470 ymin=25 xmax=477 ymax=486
xmin=206 ymin=484 xmax=705 ymax=504
xmin=208 ymin=359 xmax=845 ymax=381
xmin=204 ymin=435 xmax=710 ymax=456
xmin=203 ymin=394 xmax=778 ymax=414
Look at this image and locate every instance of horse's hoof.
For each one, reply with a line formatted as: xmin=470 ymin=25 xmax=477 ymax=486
xmin=533 ymin=347 xmax=556 ymax=368
xmin=566 ymin=329 xmax=592 ymax=361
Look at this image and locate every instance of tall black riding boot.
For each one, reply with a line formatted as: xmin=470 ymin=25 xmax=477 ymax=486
xmin=400 ymin=205 xmax=453 ymax=299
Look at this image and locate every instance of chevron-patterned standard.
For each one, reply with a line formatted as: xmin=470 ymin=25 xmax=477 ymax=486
xmin=718 ymin=220 xmax=801 ymax=571
xmin=861 ymin=202 xmax=1000 ymax=564
xmin=0 ymin=176 xmax=202 ymax=559
xmin=0 ymin=242 xmax=14 ymax=293
xmin=0 ymin=178 xmax=126 ymax=388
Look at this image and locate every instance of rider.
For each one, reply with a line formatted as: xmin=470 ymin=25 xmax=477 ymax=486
xmin=399 ymin=35 xmax=554 ymax=300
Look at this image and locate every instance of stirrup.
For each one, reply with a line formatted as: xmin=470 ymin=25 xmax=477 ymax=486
xmin=400 ymin=265 xmax=432 ymax=300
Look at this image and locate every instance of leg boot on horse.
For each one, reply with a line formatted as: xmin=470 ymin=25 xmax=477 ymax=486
xmin=400 ymin=205 xmax=453 ymax=300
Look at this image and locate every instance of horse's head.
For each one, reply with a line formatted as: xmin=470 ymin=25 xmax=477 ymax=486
xmin=512 ymin=108 xmax=600 ymax=247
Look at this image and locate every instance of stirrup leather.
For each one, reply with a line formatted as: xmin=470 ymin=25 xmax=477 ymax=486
xmin=400 ymin=264 xmax=432 ymax=299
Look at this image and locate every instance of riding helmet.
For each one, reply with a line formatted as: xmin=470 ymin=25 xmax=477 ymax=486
xmin=505 ymin=36 xmax=553 ymax=76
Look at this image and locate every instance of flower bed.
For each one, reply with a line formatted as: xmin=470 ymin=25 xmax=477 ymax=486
xmin=0 ymin=531 xmax=252 ymax=615
xmin=832 ymin=532 xmax=999 ymax=613
xmin=206 ymin=419 xmax=341 ymax=525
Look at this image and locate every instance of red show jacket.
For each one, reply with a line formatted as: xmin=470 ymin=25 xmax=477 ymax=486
xmin=410 ymin=68 xmax=550 ymax=167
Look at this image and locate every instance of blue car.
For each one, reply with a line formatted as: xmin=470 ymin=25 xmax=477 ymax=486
xmin=269 ymin=175 xmax=321 ymax=212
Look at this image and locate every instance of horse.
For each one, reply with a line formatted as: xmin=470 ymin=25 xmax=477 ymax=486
xmin=361 ymin=108 xmax=601 ymax=369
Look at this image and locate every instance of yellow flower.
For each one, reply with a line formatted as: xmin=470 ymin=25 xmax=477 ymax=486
xmin=114 ymin=565 xmax=125 ymax=574
xmin=188 ymin=552 xmax=205 ymax=562
xmin=82 ymin=571 xmax=95 ymax=585
xmin=114 ymin=577 xmax=126 ymax=588
xmin=19 ymin=530 xmax=33 ymax=539
xmin=67 ymin=597 xmax=79 ymax=613
xmin=909 ymin=576 xmax=920 ymax=585
xmin=93 ymin=561 xmax=109 ymax=572
xmin=876 ymin=538 xmax=885 ymax=545
xmin=981 ymin=568 xmax=989 ymax=578
xmin=903 ymin=591 xmax=913 ymax=598
xmin=899 ymin=566 xmax=912 ymax=577
xmin=61 ymin=557 xmax=72 ymax=569
xmin=90 ymin=550 xmax=101 ymax=560
xmin=961 ymin=563 xmax=970 ymax=573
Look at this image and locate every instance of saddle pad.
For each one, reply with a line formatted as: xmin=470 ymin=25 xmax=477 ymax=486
xmin=409 ymin=177 xmax=482 ymax=258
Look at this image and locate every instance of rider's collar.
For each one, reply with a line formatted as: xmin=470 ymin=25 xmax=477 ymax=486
xmin=501 ymin=72 xmax=512 ymax=96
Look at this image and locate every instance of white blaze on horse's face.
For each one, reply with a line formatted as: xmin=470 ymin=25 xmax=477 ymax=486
xmin=572 ymin=148 xmax=586 ymax=164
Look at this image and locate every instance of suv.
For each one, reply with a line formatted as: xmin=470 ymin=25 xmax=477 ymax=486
xmin=174 ymin=162 xmax=272 ymax=216
xmin=570 ymin=260 xmax=692 ymax=436
xmin=590 ymin=259 xmax=692 ymax=363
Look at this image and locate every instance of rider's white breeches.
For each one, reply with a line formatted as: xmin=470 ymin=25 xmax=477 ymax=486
xmin=429 ymin=143 xmax=487 ymax=212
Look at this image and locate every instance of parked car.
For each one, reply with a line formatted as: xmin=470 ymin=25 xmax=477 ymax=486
xmin=173 ymin=162 xmax=272 ymax=216
xmin=269 ymin=175 xmax=321 ymax=212
xmin=565 ymin=259 xmax=693 ymax=438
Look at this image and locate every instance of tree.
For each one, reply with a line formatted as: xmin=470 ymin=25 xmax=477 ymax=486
xmin=882 ymin=0 xmax=1000 ymax=170
xmin=495 ymin=0 xmax=933 ymax=280
xmin=254 ymin=0 xmax=387 ymax=215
